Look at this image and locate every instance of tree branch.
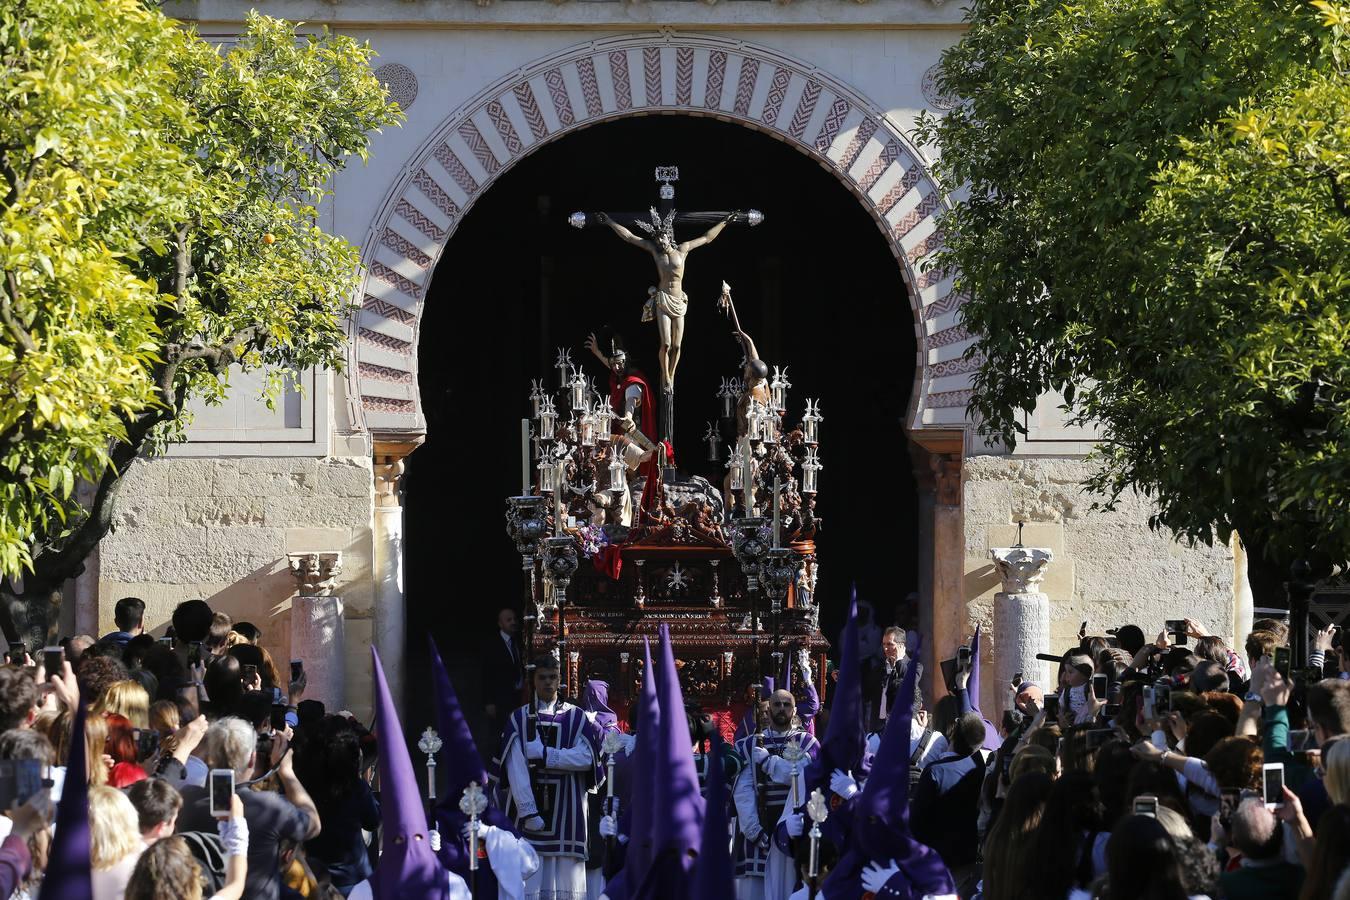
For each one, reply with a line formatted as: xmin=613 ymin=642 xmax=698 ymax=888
xmin=0 ymin=271 xmax=36 ymax=359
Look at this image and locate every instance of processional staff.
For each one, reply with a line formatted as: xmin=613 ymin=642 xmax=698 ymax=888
xmin=805 ymin=788 xmax=829 ymax=899
xmin=601 ymin=730 xmax=624 ymax=858
xmin=460 ymin=781 xmax=489 ymax=897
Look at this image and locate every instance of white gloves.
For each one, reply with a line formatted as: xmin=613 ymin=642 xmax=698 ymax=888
xmin=523 ymin=815 xmax=546 ymax=832
xmin=460 ymin=821 xmax=495 ymax=842
xmin=786 ymin=813 xmax=804 ymax=837
xmin=751 ymin=746 xmax=770 ymax=766
xmin=830 ymin=768 xmax=859 ymax=800
xmin=525 ymin=737 xmax=545 ymax=761
xmin=599 ymin=814 xmax=618 ymax=837
xmin=861 ymin=860 xmax=901 ymax=893
xmin=429 ymin=828 xmax=442 ymax=851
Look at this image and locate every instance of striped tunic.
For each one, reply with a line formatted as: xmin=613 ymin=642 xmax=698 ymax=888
xmin=731 ymin=728 xmax=820 ymax=877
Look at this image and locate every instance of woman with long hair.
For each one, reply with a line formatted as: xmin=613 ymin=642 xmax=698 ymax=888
xmin=1300 ymin=805 xmax=1350 ymax=900
xmin=124 ymin=793 xmax=248 ymax=900
xmin=93 ymin=680 xmax=151 ymax=729
xmin=1092 ymin=814 xmax=1193 ymax=900
xmin=104 ymin=713 xmax=148 ymax=788
xmin=982 ymin=772 xmax=1053 ymax=900
xmin=1024 ymin=770 xmax=1106 ymax=899
xmin=295 ymin=715 xmax=379 ymax=896
xmin=90 ymin=784 xmax=146 ymax=900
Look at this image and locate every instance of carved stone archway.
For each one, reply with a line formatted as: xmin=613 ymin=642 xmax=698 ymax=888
xmin=348 ymin=31 xmax=977 ymax=446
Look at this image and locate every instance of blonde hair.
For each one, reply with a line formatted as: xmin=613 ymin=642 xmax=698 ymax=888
xmin=149 ymin=700 xmax=180 ymax=736
xmin=92 ymin=680 xmax=150 ymax=729
xmin=89 ymin=785 xmax=143 ymax=869
xmin=1325 ymin=740 xmax=1350 ymax=805
xmin=35 ymin=709 xmax=108 ymax=787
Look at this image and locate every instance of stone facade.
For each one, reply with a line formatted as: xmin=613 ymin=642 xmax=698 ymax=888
xmin=962 ymin=455 xmax=1239 ymax=712
xmin=95 ymin=453 xmax=377 ymax=715
xmin=79 ymin=2 xmax=1250 ymax=717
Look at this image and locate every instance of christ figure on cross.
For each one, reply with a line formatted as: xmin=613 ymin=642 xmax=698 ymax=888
xmin=594 ymin=208 xmax=733 ymax=392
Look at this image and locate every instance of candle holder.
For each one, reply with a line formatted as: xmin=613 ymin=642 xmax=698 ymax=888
xmin=770 ymin=366 xmax=791 ymax=412
xmin=538 ymin=455 xmax=560 ymax=495
xmin=568 ymin=369 xmax=587 ymax=412
xmin=538 ymin=395 xmax=558 ymax=441
xmin=578 ymin=407 xmax=596 ymax=447
xmin=718 ymin=377 xmax=740 ymax=420
xmin=555 ymin=348 xmax=573 ymax=389
xmin=529 ymin=380 xmax=546 ymax=419
xmin=704 ymin=422 xmax=720 ymax=462
xmin=593 ymin=397 xmax=614 ymax=440
xmin=728 ymin=443 xmax=744 ymax=491
xmin=763 ymin=547 xmax=796 ymax=615
xmin=505 ymin=496 xmax=548 ymax=568
xmin=802 ymin=446 xmax=821 ymax=494
xmin=607 ymin=445 xmax=627 ymax=494
xmin=731 ymin=517 xmax=769 ymax=593
xmin=543 ymin=535 xmax=579 ymax=603
xmin=801 ymin=399 xmax=822 ymax=445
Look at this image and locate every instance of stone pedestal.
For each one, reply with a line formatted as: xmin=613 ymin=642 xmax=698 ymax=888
xmin=991 ymin=547 xmax=1054 ymax=710
xmin=287 ymin=552 xmax=345 ymax=709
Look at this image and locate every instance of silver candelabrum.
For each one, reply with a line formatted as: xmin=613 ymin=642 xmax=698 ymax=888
xmin=506 ymin=495 xmax=548 ymax=621
xmin=730 ymin=517 xmax=770 ymax=595
xmin=762 ymin=546 xmax=797 ymax=616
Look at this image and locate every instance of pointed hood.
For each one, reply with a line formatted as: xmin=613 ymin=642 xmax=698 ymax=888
xmin=650 ymin=623 xmax=703 ymax=858
xmin=581 ymin=679 xmax=618 ymax=732
xmin=691 ymin=732 xmax=734 ymax=897
xmin=369 ymin=647 xmax=450 ymax=900
xmin=619 ymin=638 xmax=661 ymax=899
xmin=40 ymin=698 xmax=91 ymax=900
xmin=805 ymin=588 xmax=863 ymax=793
xmin=968 ymin=625 xmax=1001 ymax=751
xmin=428 ymin=636 xmax=514 ymax=877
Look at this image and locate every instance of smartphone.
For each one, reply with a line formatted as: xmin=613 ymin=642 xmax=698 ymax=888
xmin=157 ymin=635 xmax=174 ymax=648
xmin=1288 ymin=729 xmax=1311 ymax=751
xmin=41 ymin=646 xmax=63 ymax=677
xmin=1092 ymin=673 xmax=1108 ymax=700
xmin=1133 ymin=794 xmax=1158 ymax=817
xmin=6 ymin=642 xmax=24 ymax=665
xmin=1164 ymin=619 xmax=1188 ymax=646
xmin=134 ymin=729 xmax=159 ymax=760
xmin=209 ymin=768 xmax=234 ymax=816
xmin=1154 ymin=684 xmax=1171 ymax=715
xmin=1043 ymin=694 xmax=1060 ymax=719
xmin=1143 ymin=685 xmax=1156 ymax=720
xmin=242 ymin=664 xmax=259 ymax=683
xmin=1219 ymin=787 xmax=1240 ymax=830
xmin=1010 ymin=671 xmax=1024 ymax=691
xmin=270 ymin=704 xmax=288 ymax=732
xmin=1263 ymin=762 xmax=1286 ymax=809
xmin=290 ymin=659 xmax=303 ymax=682
xmin=0 ymin=760 xmax=43 ymax=811
xmin=957 ymin=646 xmax=971 ymax=671
xmin=188 ymin=641 xmax=203 ymax=666
xmin=1274 ymin=647 xmax=1292 ymax=680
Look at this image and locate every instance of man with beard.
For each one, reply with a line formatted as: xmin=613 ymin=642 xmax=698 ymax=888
xmin=492 ymin=656 xmax=602 ymax=900
xmin=732 ymin=689 xmax=820 ymax=900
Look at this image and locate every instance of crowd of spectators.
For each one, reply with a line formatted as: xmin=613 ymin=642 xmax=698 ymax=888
xmin=0 ymin=595 xmax=382 ymax=899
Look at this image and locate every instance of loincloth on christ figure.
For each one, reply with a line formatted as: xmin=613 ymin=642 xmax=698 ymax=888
xmin=641 ymin=286 xmax=688 ymax=322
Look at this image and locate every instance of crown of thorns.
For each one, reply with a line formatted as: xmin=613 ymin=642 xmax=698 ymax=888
xmin=634 ymin=206 xmax=677 ymax=242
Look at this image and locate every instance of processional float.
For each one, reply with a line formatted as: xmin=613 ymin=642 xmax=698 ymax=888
xmin=503 ymin=166 xmax=829 ymax=731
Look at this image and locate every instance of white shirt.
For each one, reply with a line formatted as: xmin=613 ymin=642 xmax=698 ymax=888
xmin=500 ymin=630 xmax=521 ymax=688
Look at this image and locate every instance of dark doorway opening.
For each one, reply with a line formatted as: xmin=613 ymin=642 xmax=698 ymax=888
xmin=404 ymin=114 xmax=919 ymax=747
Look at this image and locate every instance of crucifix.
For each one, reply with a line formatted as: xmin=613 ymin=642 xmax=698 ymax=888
xmin=568 ymin=166 xmax=763 ymax=443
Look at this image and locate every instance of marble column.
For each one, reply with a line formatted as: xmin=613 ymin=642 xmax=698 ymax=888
xmin=991 ymin=547 xmax=1054 ymax=712
xmin=372 ymin=439 xmax=418 ymax=716
xmin=287 ymin=552 xmax=344 ymax=709
xmin=930 ymin=453 xmax=965 ymax=702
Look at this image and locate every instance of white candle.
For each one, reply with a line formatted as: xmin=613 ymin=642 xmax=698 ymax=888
xmin=741 ymin=437 xmax=753 ymax=516
xmin=521 ymin=419 xmax=531 ymax=495
xmin=772 ymin=475 xmax=781 ymax=547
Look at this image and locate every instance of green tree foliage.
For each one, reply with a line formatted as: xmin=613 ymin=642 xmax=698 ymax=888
xmin=0 ymin=0 xmax=401 ymax=641
xmin=918 ymin=0 xmax=1350 ymax=584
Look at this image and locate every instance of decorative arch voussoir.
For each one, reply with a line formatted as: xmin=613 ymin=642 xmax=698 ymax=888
xmin=351 ymin=32 xmax=970 ymax=437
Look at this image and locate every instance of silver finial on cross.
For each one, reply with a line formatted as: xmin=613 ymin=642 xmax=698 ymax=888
xmin=806 ymin=787 xmax=829 ymax=824
xmin=601 ymin=730 xmax=624 ymax=759
xmin=418 ymin=727 xmax=443 ymax=757
xmin=459 ymin=781 xmax=489 ymax=818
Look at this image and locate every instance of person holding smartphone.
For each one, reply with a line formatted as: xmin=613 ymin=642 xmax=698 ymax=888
xmin=1213 ymin=796 xmax=1305 ymax=900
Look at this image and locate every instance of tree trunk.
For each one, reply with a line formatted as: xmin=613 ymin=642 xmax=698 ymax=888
xmin=0 ymin=585 xmax=59 ymax=652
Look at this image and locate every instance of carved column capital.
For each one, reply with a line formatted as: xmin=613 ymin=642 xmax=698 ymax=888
xmin=373 ymin=437 xmax=423 ymax=509
xmin=287 ymin=552 xmax=343 ymax=597
xmin=990 ymin=547 xmax=1054 ymax=595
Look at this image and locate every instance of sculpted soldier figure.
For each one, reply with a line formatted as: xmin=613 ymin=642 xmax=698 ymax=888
xmin=595 ymin=208 xmax=734 ymax=392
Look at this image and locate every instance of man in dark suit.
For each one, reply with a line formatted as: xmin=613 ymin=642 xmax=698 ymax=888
xmin=865 ymin=626 xmax=923 ymax=732
xmin=483 ymin=607 xmax=524 ymax=736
